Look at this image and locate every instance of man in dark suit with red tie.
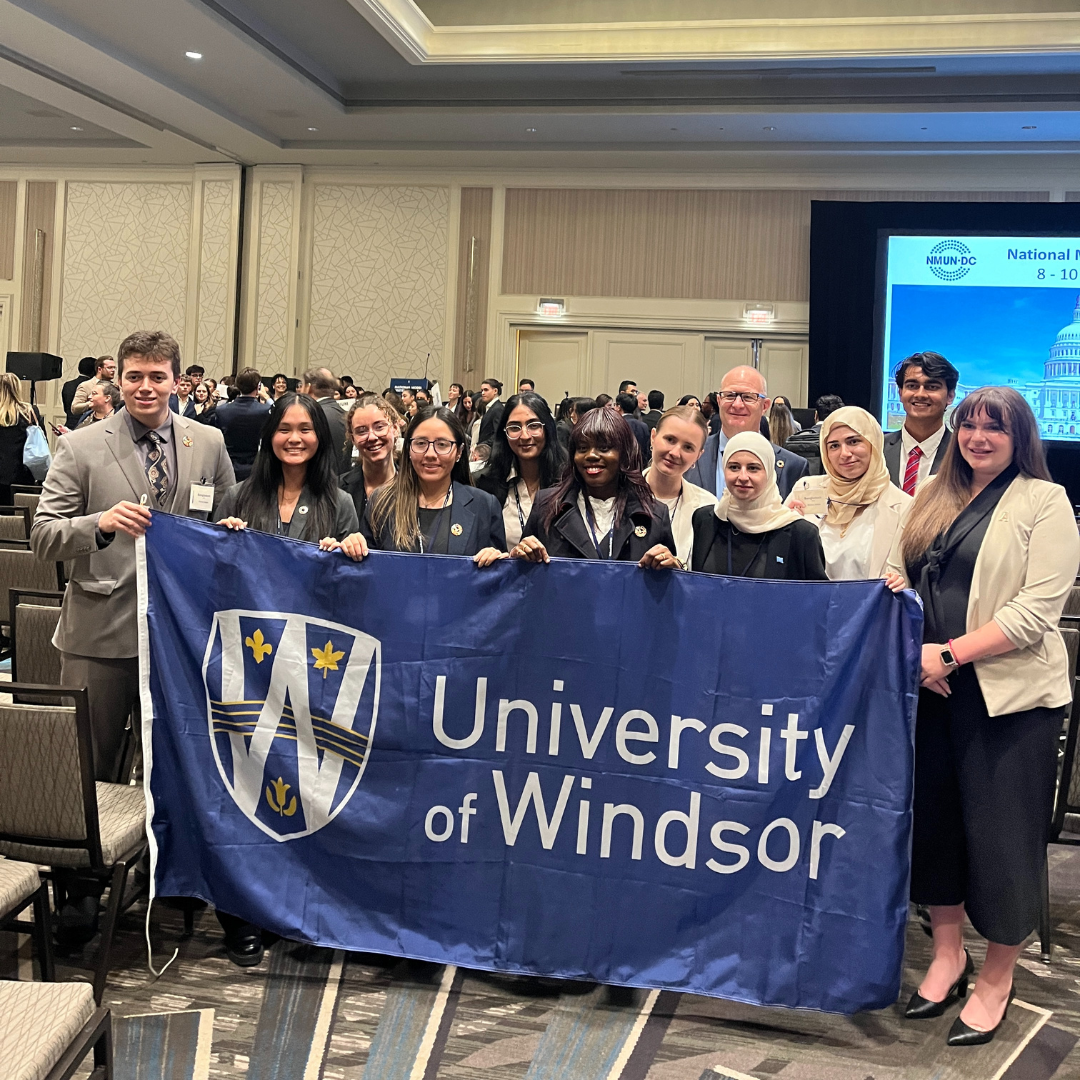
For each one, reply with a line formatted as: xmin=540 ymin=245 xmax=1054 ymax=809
xmin=882 ymin=351 xmax=959 ymax=496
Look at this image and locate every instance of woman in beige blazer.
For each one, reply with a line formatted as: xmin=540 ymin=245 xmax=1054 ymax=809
xmin=788 ymin=405 xmax=911 ymax=579
xmin=884 ymin=386 xmax=1079 ymax=1047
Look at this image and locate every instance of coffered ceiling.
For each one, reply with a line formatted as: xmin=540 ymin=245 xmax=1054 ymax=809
xmin=2 ymin=0 xmax=1080 ymax=166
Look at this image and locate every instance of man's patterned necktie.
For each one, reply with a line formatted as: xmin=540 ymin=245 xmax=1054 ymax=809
xmin=145 ymin=431 xmax=168 ymax=507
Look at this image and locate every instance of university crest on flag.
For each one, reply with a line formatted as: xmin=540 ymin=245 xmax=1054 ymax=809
xmin=201 ymin=609 xmax=380 ymax=842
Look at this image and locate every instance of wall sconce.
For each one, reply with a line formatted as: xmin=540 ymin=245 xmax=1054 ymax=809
xmin=538 ymin=298 xmax=566 ymax=318
xmin=744 ymin=303 xmax=774 ymax=326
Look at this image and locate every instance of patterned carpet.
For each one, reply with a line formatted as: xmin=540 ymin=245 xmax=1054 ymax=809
xmin=7 ymin=845 xmax=1080 ymax=1079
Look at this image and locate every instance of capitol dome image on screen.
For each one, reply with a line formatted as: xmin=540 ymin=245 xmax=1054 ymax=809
xmin=886 ymin=293 xmax=1080 ymax=439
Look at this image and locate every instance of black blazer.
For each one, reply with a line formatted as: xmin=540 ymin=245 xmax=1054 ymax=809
xmin=883 ymin=426 xmax=951 ymax=487
xmin=684 ymin=431 xmax=808 ymax=502
xmin=316 ymin=397 xmax=352 ymax=474
xmin=214 ymin=483 xmax=358 ymax=542
xmin=340 ymin=465 xmax=377 ymax=526
xmin=477 ymin=400 xmax=505 ymax=447
xmin=624 ymin=415 xmax=652 ymax=465
xmin=210 ymin=396 xmax=272 ymax=481
xmin=361 ymin=481 xmax=506 ymax=555
xmin=522 ymin=489 xmax=674 ymax=561
xmin=690 ymin=509 xmax=828 ymax=580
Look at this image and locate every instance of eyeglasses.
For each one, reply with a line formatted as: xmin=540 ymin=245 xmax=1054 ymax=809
xmin=353 ymin=420 xmax=390 ymax=439
xmin=718 ymin=391 xmax=766 ymax=406
xmin=505 ymin=421 xmax=545 ymax=439
xmin=409 ymin=437 xmax=458 ymax=456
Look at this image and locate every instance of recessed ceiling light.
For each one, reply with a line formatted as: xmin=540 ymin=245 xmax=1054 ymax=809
xmin=307 ymin=127 xmax=318 ymax=132
xmin=185 ymin=51 xmax=202 ymax=60
xmin=1022 ymin=125 xmax=1037 ymax=130
xmin=70 ymin=126 xmax=83 ymax=131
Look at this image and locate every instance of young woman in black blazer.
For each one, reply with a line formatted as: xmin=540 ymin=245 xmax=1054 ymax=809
xmin=511 ymin=405 xmax=678 ymax=568
xmin=476 ymin=391 xmax=566 ymax=549
xmin=690 ymin=431 xmax=827 ymax=580
xmin=215 ymin=392 xmax=358 ymax=543
xmin=339 ymin=392 xmax=401 ymax=525
xmin=326 ymin=405 xmax=505 ymax=564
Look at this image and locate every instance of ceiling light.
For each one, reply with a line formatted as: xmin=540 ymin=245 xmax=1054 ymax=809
xmin=185 ymin=51 xmax=202 ymax=60
xmin=307 ymin=127 xmax=318 ymax=132
xmin=70 ymin=126 xmax=83 ymax=131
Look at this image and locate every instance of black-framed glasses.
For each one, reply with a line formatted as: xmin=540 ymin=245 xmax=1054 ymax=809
xmin=505 ymin=421 xmax=545 ymax=439
xmin=718 ymin=391 xmax=766 ymax=406
xmin=409 ymin=437 xmax=458 ymax=456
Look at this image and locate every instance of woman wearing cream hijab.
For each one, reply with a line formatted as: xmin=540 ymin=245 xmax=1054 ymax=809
xmin=788 ymin=405 xmax=912 ymax=580
xmin=690 ymin=431 xmax=827 ymax=579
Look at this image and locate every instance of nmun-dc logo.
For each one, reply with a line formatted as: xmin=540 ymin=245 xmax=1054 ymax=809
xmin=202 ymin=610 xmax=380 ymax=842
xmin=926 ymin=239 xmax=975 ymax=281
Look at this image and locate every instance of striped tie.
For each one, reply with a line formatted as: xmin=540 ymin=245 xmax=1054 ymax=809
xmin=902 ymin=445 xmax=922 ymax=496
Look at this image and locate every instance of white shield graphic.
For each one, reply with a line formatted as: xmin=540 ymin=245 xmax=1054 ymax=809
xmin=202 ymin=609 xmax=380 ymax=842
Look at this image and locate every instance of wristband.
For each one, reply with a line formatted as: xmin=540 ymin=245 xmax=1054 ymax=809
xmin=947 ymin=638 xmax=963 ymax=666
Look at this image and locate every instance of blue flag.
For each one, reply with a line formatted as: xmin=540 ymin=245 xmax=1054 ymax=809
xmin=139 ymin=513 xmax=922 ymax=1013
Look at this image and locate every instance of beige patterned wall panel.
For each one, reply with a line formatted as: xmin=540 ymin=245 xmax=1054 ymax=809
xmin=502 ymin=188 xmax=1051 ymax=304
xmin=196 ymin=181 xmax=234 ymax=374
xmin=254 ymin=182 xmax=296 ymax=372
xmin=60 ymin=182 xmax=191 ymax=370
xmin=308 ymin=185 xmax=449 ymax=388
xmin=0 ymin=182 xmax=16 ymax=281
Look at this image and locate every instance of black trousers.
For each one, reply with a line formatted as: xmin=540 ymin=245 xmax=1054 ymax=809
xmin=911 ymin=665 xmax=1063 ymax=945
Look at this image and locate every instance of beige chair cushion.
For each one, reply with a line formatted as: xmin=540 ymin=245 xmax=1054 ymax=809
xmin=0 ymin=981 xmax=95 ymax=1080
xmin=0 ymin=782 xmax=145 ymax=868
xmin=0 ymin=858 xmax=40 ymax=915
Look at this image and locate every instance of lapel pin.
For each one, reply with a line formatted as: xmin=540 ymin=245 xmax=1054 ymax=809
xmin=182 ymin=435 xmax=193 ymax=447
xmin=451 ymin=523 xmax=463 ymax=536
xmin=634 ymin=525 xmax=647 ymax=538
xmin=298 ymin=505 xmax=309 ymax=515
xmin=776 ymin=460 xmax=784 ymax=468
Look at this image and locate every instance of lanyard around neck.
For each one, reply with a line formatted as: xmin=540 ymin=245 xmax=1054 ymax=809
xmin=583 ymin=496 xmax=614 ymax=560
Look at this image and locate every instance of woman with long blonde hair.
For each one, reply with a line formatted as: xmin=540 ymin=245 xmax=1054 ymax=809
xmin=0 ymin=372 xmax=43 ymax=502
xmin=885 ymin=387 xmax=1079 ymax=1046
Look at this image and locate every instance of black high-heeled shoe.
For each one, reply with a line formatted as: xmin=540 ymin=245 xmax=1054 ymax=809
xmin=947 ymin=985 xmax=1015 ymax=1047
xmin=904 ymin=949 xmax=974 ymax=1019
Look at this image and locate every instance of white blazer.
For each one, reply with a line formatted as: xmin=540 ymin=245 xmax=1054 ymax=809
xmin=790 ymin=475 xmax=912 ymax=580
xmin=887 ymin=474 xmax=1080 ymax=716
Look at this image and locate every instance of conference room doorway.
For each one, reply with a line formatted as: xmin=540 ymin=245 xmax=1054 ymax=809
xmin=515 ymin=328 xmax=809 ymax=410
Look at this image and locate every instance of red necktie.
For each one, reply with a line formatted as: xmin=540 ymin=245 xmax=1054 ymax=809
xmin=903 ymin=445 xmax=923 ymax=496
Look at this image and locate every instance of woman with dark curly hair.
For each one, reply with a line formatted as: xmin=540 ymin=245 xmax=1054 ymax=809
xmin=511 ymin=406 xmax=677 ymax=568
xmin=476 ymin=391 xmax=566 ymax=548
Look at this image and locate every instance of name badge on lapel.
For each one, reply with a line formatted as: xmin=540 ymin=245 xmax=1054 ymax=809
xmin=189 ymin=483 xmax=214 ymax=512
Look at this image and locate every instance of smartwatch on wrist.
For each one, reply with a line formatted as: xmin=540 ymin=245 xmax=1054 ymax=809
xmin=939 ymin=645 xmax=960 ymax=671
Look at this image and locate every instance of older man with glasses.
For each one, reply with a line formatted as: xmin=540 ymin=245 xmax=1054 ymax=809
xmin=684 ymin=365 xmax=809 ymax=501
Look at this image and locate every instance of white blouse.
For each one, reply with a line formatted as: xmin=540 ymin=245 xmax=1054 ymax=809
xmin=502 ymin=473 xmax=538 ymax=548
xmin=576 ymin=493 xmax=616 ymax=555
xmin=817 ymin=499 xmax=879 ymax=581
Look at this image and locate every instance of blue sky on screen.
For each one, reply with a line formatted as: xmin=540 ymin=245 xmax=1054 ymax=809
xmin=888 ymin=284 xmax=1080 ymax=386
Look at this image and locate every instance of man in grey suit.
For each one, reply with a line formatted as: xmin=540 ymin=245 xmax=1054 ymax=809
xmin=684 ymin=365 xmax=809 ymax=501
xmin=882 ymin=351 xmax=958 ymax=496
xmin=32 ymin=330 xmax=235 ymax=944
xmin=299 ymin=366 xmax=351 ymax=473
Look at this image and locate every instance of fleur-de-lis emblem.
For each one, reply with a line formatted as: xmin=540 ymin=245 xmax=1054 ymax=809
xmin=245 ymin=628 xmax=272 ymax=664
xmin=311 ymin=639 xmax=345 ymax=679
xmin=266 ymin=776 xmax=297 ymax=816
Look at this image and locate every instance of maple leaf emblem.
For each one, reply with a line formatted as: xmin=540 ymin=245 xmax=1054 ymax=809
xmin=311 ymin=639 xmax=345 ymax=679
xmin=244 ymin=628 xmax=272 ymax=664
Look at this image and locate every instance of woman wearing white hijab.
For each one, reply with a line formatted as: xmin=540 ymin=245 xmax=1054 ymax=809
xmin=788 ymin=405 xmax=912 ymax=580
xmin=690 ymin=431 xmax=828 ymax=579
